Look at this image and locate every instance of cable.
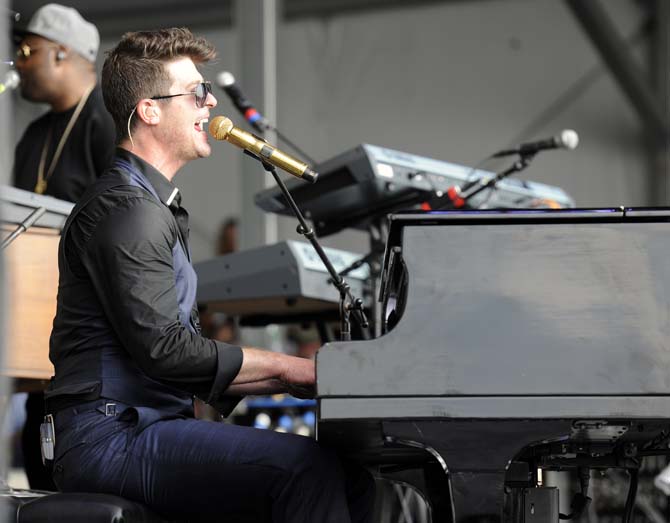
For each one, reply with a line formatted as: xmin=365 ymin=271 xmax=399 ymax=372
xmin=623 ymin=468 xmax=639 ymax=523
xmin=274 ymin=128 xmax=317 ymax=166
xmin=559 ymin=467 xmax=592 ymax=520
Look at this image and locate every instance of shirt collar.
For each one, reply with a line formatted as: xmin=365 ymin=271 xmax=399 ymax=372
xmin=115 ymin=148 xmax=181 ymax=208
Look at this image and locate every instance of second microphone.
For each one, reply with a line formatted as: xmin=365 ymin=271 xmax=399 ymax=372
xmin=209 ymin=116 xmax=318 ymax=184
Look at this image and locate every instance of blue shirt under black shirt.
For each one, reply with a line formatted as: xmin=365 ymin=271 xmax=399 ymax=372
xmin=47 ymin=148 xmax=243 ymax=419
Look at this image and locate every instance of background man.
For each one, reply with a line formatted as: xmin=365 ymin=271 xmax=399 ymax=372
xmin=13 ymin=3 xmax=115 ymax=200
xmin=47 ymin=28 xmax=373 ymax=522
xmin=12 ymin=3 xmax=115 ymax=490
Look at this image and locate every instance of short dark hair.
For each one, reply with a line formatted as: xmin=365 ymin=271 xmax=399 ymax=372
xmin=101 ymin=27 xmax=216 ymax=143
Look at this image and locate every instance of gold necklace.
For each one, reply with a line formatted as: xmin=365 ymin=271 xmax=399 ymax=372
xmin=35 ymin=84 xmax=95 ymax=195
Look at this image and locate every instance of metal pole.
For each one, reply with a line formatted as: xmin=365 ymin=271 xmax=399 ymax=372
xmin=651 ymin=0 xmax=670 ymax=204
xmin=237 ymin=0 xmax=279 ymax=250
xmin=565 ymin=0 xmax=668 ymax=142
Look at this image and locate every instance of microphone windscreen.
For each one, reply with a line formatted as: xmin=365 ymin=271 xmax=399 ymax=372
xmin=209 ymin=115 xmax=233 ymax=140
xmin=216 ymin=71 xmax=235 ymax=89
xmin=559 ymin=129 xmax=579 ymax=150
xmin=4 ymin=70 xmax=19 ymax=89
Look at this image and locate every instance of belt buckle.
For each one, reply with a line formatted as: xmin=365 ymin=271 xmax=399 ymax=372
xmin=105 ymin=402 xmax=117 ymax=416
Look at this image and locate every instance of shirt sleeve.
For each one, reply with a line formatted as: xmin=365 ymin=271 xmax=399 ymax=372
xmin=79 ymin=194 xmax=243 ymax=396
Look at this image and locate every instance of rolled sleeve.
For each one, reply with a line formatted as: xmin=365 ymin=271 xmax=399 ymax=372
xmin=209 ymin=342 xmax=244 ymax=400
xmin=207 ymin=342 xmax=244 ymax=415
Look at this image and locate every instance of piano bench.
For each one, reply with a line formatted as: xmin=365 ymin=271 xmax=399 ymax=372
xmin=16 ymin=492 xmax=173 ymax=523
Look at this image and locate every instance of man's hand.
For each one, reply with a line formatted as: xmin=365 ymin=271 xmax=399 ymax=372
xmin=227 ymin=348 xmax=316 ymax=398
xmin=280 ymin=356 xmax=316 ymax=399
xmin=284 ymin=382 xmax=316 ymax=399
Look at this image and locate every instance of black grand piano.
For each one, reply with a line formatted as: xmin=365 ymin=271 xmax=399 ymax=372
xmin=316 ymin=208 xmax=670 ymax=522
xmin=202 ymin=145 xmax=670 ymax=521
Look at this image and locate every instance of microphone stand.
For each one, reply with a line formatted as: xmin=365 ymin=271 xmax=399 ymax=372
xmin=452 ymin=152 xmax=536 ymax=208
xmin=1 ymin=206 xmax=46 ymax=249
xmin=461 ymin=152 xmax=535 ymax=204
xmin=244 ymin=150 xmax=370 ymax=341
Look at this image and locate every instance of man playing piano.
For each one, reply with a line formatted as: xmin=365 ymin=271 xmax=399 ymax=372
xmin=45 ymin=27 xmax=374 ymax=522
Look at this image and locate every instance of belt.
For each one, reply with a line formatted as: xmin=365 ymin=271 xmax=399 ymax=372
xmin=52 ymin=399 xmax=132 ymax=429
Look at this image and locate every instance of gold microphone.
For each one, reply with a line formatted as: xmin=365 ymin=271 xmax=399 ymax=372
xmin=209 ymin=116 xmax=318 ymax=183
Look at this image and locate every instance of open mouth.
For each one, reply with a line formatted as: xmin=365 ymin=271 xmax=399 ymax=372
xmin=194 ymin=118 xmax=208 ymax=132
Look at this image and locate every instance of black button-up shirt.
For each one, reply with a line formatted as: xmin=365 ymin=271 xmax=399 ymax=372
xmin=48 ymin=149 xmax=243 ymax=414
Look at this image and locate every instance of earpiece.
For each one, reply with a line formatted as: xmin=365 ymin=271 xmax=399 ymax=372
xmin=56 ymin=50 xmax=66 ymax=61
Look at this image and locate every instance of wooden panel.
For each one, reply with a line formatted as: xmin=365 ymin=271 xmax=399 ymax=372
xmin=3 ymin=226 xmax=59 ymax=380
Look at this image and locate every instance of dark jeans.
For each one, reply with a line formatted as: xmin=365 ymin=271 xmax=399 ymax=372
xmin=52 ymin=403 xmax=375 ymax=522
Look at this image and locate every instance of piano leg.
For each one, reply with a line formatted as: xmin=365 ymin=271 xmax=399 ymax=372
xmin=383 ymin=420 xmax=574 ymax=523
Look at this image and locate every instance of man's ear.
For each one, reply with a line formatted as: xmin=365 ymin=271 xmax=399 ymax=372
xmin=137 ymin=99 xmax=160 ymax=125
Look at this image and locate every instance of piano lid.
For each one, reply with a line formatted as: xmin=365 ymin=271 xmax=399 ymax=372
xmin=380 ymin=207 xmax=668 ymax=296
xmin=318 ymin=207 xmax=670 ymax=404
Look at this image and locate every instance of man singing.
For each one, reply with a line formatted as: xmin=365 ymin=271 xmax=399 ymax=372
xmin=46 ymin=27 xmax=374 ymax=522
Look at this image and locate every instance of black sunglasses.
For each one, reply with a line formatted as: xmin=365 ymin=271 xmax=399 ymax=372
xmin=151 ymin=81 xmax=212 ymax=108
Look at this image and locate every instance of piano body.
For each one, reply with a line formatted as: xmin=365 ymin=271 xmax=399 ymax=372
xmin=317 ymin=208 xmax=670 ymax=522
